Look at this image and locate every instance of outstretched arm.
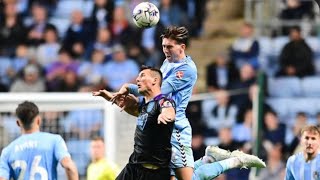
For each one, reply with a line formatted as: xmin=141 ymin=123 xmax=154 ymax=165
xmin=93 ymin=89 xmax=139 ymax=117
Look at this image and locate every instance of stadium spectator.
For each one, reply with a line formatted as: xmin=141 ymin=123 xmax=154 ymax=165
xmin=77 ymin=49 xmax=106 ymax=86
xmin=63 ymin=10 xmax=94 ymax=50
xmin=0 ymin=1 xmax=27 ymax=56
xmin=203 ymin=90 xmax=238 ymax=137
xmin=45 ymin=48 xmax=80 ymax=91
xmin=276 ymin=26 xmax=315 ymax=77
xmin=90 ymin=0 xmax=115 ymax=32
xmin=228 ymin=64 xmax=256 ymax=108
xmin=191 ymin=129 xmax=206 ymax=161
xmin=102 ymin=44 xmax=139 ymax=91
xmin=285 ymin=125 xmax=320 ymax=179
xmin=279 ymin=0 xmax=314 ymax=35
xmin=64 ymin=108 xmax=103 ymax=140
xmin=25 ymin=3 xmax=56 ymax=46
xmin=85 ymin=27 xmax=114 ymax=61
xmin=41 ymin=111 xmax=64 ymax=135
xmin=230 ymin=22 xmax=259 ymax=69
xmin=36 ymin=26 xmax=60 ymax=68
xmin=232 ymin=108 xmax=253 ymax=143
xmin=262 ymin=110 xmax=286 ymax=147
xmin=218 ymin=127 xmax=242 ymax=151
xmin=71 ymin=41 xmax=87 ymax=61
xmin=258 ymin=142 xmax=285 ymax=180
xmin=206 ymin=52 xmax=239 ymax=92
xmin=55 ymin=69 xmax=81 ymax=92
xmin=158 ymin=0 xmax=188 ymax=27
xmin=87 ymin=136 xmax=119 ymax=180
xmin=10 ymin=64 xmax=46 ymax=92
xmin=286 ymin=112 xmax=309 ymax=155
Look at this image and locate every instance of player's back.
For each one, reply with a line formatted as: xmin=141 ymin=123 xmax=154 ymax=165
xmin=0 ymin=132 xmax=69 ymax=180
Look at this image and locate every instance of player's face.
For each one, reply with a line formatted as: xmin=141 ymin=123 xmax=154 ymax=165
xmin=301 ymin=131 xmax=320 ymax=156
xmin=136 ymin=69 xmax=153 ymax=94
xmin=90 ymin=140 xmax=105 ymax=160
xmin=162 ymin=38 xmax=185 ymax=62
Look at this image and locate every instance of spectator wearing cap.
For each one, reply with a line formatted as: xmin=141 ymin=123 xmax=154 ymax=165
xmin=10 ymin=64 xmax=45 ymax=92
xmin=102 ymin=44 xmax=139 ymax=91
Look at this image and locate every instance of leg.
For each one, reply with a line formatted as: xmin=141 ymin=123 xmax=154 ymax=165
xmin=170 ymin=127 xmax=194 ymax=180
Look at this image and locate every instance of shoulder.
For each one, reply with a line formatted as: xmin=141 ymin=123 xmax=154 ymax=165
xmin=287 ymin=152 xmax=301 ymax=165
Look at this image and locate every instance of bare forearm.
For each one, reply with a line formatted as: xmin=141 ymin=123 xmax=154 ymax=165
xmin=65 ymin=166 xmax=78 ymax=180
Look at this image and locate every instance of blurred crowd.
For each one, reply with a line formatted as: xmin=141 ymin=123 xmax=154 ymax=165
xmin=0 ymin=0 xmax=207 ymax=93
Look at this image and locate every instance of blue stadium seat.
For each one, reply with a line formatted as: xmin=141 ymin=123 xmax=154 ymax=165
xmin=267 ymin=77 xmax=302 ymax=97
xmin=287 ymin=98 xmax=318 ymax=117
xmin=305 ymin=36 xmax=320 ymax=58
xmin=266 ymin=98 xmax=290 ymax=121
xmin=271 ymin=36 xmax=289 ymax=57
xmin=66 ymin=140 xmax=90 ymax=176
xmin=301 ymin=76 xmax=320 ymax=97
xmin=54 ymin=0 xmax=84 ymax=18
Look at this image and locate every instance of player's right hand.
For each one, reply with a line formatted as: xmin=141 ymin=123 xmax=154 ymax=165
xmin=110 ymin=84 xmax=130 ymax=104
xmin=92 ymin=89 xmax=114 ymax=101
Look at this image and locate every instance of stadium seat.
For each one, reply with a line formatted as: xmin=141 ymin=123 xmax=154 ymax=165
xmin=66 ymin=140 xmax=90 ymax=176
xmin=301 ymin=76 xmax=320 ymax=97
xmin=287 ymin=98 xmax=318 ymax=117
xmin=54 ymin=0 xmax=84 ymax=18
xmin=0 ymin=57 xmax=12 ymax=86
xmin=270 ymin=36 xmax=289 ymax=57
xmin=82 ymin=0 xmax=94 ymax=18
xmin=266 ymin=98 xmax=290 ymax=121
xmin=305 ymin=36 xmax=320 ymax=57
xmin=49 ymin=17 xmax=71 ymax=38
xmin=267 ymin=77 xmax=302 ymax=97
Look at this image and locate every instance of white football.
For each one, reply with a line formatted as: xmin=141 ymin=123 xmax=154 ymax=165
xmin=132 ymin=2 xmax=160 ymax=28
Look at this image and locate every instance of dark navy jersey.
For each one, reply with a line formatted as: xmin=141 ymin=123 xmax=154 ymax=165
xmin=129 ymin=94 xmax=175 ymax=168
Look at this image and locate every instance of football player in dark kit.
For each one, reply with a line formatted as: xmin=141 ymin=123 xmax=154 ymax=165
xmin=93 ymin=66 xmax=176 ymax=180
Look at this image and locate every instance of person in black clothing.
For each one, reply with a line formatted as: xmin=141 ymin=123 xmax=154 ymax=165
xmin=93 ymin=66 xmax=176 ymax=180
xmin=276 ymin=26 xmax=315 ymax=77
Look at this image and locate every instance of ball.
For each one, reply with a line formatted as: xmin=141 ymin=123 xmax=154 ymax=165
xmin=132 ymin=2 xmax=160 ymax=28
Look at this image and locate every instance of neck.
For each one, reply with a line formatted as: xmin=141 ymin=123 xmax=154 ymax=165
xmin=304 ymin=151 xmax=318 ymax=162
xmin=168 ymin=54 xmax=186 ymax=63
xmin=21 ymin=128 xmax=40 ymax=134
xmin=144 ymin=89 xmax=162 ymax=102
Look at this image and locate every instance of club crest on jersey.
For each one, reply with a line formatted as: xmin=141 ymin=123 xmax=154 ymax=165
xmin=176 ymin=71 xmax=184 ymax=79
xmin=137 ymin=113 xmax=148 ymax=130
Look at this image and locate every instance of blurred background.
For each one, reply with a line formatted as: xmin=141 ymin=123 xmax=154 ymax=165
xmin=1 ymin=0 xmax=320 ymax=179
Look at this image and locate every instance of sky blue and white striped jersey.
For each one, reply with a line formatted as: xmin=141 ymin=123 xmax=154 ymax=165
xmin=285 ymin=152 xmax=320 ymax=180
xmin=0 ymin=132 xmax=70 ymax=180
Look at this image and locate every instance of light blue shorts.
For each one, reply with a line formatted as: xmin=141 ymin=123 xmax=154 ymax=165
xmin=170 ymin=126 xmax=194 ymax=176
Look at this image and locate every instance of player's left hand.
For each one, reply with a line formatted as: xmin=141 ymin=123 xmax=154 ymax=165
xmin=157 ymin=113 xmax=175 ymax=124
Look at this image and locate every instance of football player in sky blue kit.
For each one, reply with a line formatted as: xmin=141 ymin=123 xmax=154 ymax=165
xmin=109 ymin=26 xmax=266 ymax=180
xmin=285 ymin=125 xmax=320 ymax=180
xmin=0 ymin=101 xmax=78 ymax=180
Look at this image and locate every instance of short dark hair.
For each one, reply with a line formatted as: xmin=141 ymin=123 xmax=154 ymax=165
xmin=160 ymin=26 xmax=189 ymax=45
xmin=16 ymin=101 xmax=39 ymax=130
xmin=141 ymin=65 xmax=163 ymax=86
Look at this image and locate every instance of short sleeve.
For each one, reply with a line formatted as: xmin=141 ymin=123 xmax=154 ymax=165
xmin=54 ymin=135 xmax=71 ymax=162
xmin=161 ymin=64 xmax=197 ymax=95
xmin=0 ymin=148 xmax=10 ymax=179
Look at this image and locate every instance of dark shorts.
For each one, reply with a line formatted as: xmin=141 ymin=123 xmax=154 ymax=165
xmin=116 ymin=163 xmax=170 ymax=180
